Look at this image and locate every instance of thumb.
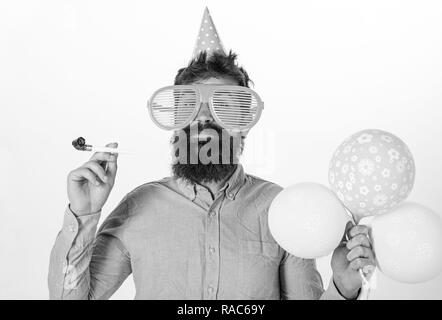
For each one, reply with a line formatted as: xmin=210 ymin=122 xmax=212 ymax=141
xmin=105 ymin=142 xmax=118 ymax=177
xmin=106 ymin=142 xmax=118 ymax=149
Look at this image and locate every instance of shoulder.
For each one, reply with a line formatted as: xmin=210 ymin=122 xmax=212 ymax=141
xmin=245 ymin=173 xmax=283 ymax=192
xmin=241 ymin=173 xmax=284 ymax=205
xmin=232 ymin=172 xmax=284 ymax=218
xmin=103 ymin=177 xmax=172 ymax=216
xmin=124 ymin=176 xmax=175 ymax=205
xmin=98 ymin=177 xmax=174 ymax=233
xmin=234 ymin=173 xmax=284 ymax=242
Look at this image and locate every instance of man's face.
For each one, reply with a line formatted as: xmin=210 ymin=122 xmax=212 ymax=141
xmin=171 ymin=76 xmax=246 ymax=184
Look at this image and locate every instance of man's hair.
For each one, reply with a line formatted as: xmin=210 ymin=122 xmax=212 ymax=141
xmin=174 ymin=50 xmax=252 ymax=87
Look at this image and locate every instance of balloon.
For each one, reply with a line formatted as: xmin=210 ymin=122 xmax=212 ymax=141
xmin=371 ymin=202 xmax=442 ymax=283
xmin=268 ymin=182 xmax=350 ymax=259
xmin=329 ymin=129 xmax=415 ymax=221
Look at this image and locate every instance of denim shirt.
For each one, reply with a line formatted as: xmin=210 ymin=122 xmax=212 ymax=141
xmin=48 ymin=165 xmax=345 ymax=300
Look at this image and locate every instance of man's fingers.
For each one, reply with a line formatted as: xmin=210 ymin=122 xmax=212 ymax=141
xmin=346 ymin=246 xmax=375 ymax=262
xmin=348 ymin=224 xmax=370 ymax=238
xmin=342 ymin=220 xmax=354 ymax=242
xmin=90 ymin=152 xmax=117 ymax=163
xmin=362 ymin=264 xmax=376 ymax=275
xmin=349 ymin=258 xmax=376 ymax=271
xmin=90 ymin=142 xmax=119 ymax=161
xmin=69 ymin=168 xmax=101 ymax=186
xmin=83 ymin=161 xmax=108 ymax=183
xmin=89 ymin=142 xmax=118 ymax=175
xmin=346 ymin=234 xmax=371 ymax=250
xmin=105 ymin=142 xmax=119 ymax=151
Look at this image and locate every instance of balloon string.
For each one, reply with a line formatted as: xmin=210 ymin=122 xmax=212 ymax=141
xmin=359 ymin=269 xmax=369 ymax=287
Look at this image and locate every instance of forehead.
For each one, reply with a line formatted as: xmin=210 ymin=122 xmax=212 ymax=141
xmin=192 ymin=76 xmax=239 ymax=86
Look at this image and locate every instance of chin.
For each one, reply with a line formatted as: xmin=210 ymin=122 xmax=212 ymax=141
xmin=172 ymin=163 xmax=238 ymax=184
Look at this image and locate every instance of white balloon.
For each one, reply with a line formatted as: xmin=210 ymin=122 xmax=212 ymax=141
xmin=268 ymin=182 xmax=350 ymax=259
xmin=329 ymin=129 xmax=415 ymax=221
xmin=371 ymin=202 xmax=442 ymax=283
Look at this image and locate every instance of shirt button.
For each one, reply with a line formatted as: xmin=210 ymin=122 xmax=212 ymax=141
xmin=228 ymin=193 xmax=234 ymax=199
xmin=208 ymin=286 xmax=214 ymax=294
xmin=209 ymin=246 xmax=215 ymax=254
xmin=209 ymin=210 xmax=216 ymax=217
xmin=67 ymin=224 xmax=76 ymax=232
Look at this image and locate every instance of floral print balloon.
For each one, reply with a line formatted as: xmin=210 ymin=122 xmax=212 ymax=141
xmin=329 ymin=129 xmax=415 ymax=221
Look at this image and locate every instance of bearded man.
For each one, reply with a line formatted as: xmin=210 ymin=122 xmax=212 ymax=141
xmin=48 ymin=8 xmax=375 ymax=300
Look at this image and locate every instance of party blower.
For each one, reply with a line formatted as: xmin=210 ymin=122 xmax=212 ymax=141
xmin=72 ymin=137 xmax=133 ymax=155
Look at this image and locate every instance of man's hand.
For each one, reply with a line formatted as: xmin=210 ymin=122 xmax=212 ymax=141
xmin=331 ymin=221 xmax=376 ymax=299
xmin=67 ymin=142 xmax=118 ymax=216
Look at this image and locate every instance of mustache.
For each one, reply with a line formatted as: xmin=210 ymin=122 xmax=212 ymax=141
xmin=171 ymin=122 xmax=225 ymax=145
xmin=184 ymin=122 xmax=223 ymax=135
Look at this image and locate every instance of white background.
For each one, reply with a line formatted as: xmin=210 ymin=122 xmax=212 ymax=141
xmin=1 ymin=0 xmax=441 ymax=299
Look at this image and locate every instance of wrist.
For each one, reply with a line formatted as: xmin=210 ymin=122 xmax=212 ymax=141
xmin=69 ymin=204 xmax=101 ymax=217
xmin=333 ymin=275 xmax=359 ymax=300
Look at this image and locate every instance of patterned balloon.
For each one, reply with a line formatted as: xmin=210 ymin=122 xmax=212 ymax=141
xmin=329 ymin=129 xmax=415 ymax=220
xmin=371 ymin=202 xmax=442 ymax=283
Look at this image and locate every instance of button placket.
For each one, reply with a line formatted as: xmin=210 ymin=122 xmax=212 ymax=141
xmin=204 ymin=203 xmax=220 ymax=299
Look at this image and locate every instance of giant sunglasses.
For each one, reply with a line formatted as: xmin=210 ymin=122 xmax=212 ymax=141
xmin=147 ymin=85 xmax=264 ymax=131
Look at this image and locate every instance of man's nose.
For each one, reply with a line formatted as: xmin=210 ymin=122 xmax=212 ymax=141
xmin=195 ymin=102 xmax=214 ymax=124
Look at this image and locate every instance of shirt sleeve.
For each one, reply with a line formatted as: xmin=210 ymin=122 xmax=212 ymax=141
xmin=279 ymin=251 xmax=349 ymax=300
xmin=48 ymin=200 xmax=132 ymax=300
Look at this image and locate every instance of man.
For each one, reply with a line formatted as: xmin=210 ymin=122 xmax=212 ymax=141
xmin=48 ymin=8 xmax=375 ymax=300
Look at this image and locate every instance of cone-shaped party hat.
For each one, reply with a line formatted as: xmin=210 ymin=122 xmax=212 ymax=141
xmin=192 ymin=7 xmax=226 ymax=58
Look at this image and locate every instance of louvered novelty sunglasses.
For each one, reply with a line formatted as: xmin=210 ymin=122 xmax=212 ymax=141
xmin=147 ymin=85 xmax=264 ymax=131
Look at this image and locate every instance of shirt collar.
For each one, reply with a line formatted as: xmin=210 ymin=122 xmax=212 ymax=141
xmin=175 ymin=164 xmax=246 ymax=201
xmin=176 ymin=177 xmax=197 ymax=200
xmin=224 ymin=164 xmax=245 ymax=200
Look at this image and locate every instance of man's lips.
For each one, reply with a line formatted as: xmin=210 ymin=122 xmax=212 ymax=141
xmin=188 ymin=124 xmax=223 ymax=140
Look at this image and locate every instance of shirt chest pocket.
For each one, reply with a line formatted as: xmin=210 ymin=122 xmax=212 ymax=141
xmin=237 ymin=240 xmax=282 ymax=299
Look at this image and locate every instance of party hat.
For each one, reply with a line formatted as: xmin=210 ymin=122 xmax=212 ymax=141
xmin=192 ymin=7 xmax=226 ymax=58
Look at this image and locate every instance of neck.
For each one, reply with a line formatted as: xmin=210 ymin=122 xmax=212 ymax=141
xmin=199 ymin=174 xmax=231 ymax=198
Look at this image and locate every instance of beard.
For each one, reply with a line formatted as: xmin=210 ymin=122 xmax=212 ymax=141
xmin=171 ymin=122 xmax=243 ymax=184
